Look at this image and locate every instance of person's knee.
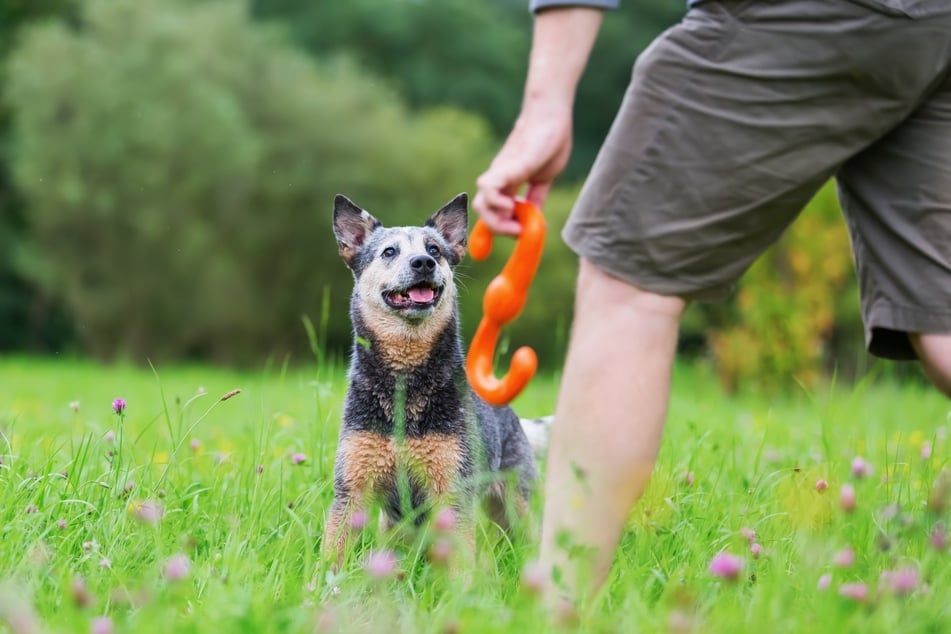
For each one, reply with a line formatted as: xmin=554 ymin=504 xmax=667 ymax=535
xmin=910 ymin=333 xmax=951 ymax=398
xmin=576 ymin=258 xmax=687 ymax=319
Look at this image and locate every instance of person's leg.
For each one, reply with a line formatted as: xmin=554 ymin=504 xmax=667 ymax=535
xmin=541 ymin=0 xmax=951 ymax=609
xmin=835 ymin=35 xmax=951 ymax=391
xmin=910 ymin=334 xmax=951 ymax=397
xmin=538 ymin=259 xmax=685 ymax=607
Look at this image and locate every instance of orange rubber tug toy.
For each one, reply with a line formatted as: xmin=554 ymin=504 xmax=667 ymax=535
xmin=466 ymin=199 xmax=546 ymax=406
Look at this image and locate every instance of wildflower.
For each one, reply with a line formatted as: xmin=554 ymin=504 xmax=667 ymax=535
xmin=838 ymin=582 xmax=868 ymax=602
xmin=815 ymin=479 xmax=829 ymax=492
xmin=291 ymin=453 xmax=307 ymax=465
xmin=313 ymin=608 xmax=338 ymax=632
xmin=921 ymin=442 xmax=933 ymax=459
xmin=840 ymin=483 xmax=857 ymax=512
xmin=103 ymin=431 xmax=115 ymax=444
xmin=69 ymin=401 xmax=80 ymax=413
xmin=364 ymin=549 xmax=398 ymax=579
xmin=131 ymin=500 xmax=164 ymax=524
xmin=739 ymin=526 xmax=756 ymax=543
xmin=521 ymin=561 xmax=548 ymax=595
xmin=118 ymin=482 xmax=134 ymax=499
xmin=930 ymin=522 xmax=948 ymax=551
xmin=434 ymin=508 xmax=457 ymax=533
xmin=882 ymin=566 xmax=919 ymax=596
xmin=189 ymin=439 xmax=201 ymax=452
xmin=56 ymin=520 xmax=67 ymax=530
xmin=111 ymin=399 xmax=126 ymax=416
xmin=163 ymin=554 xmax=191 ymax=581
xmin=708 ymin=552 xmax=744 ymax=581
xmin=750 ymin=543 xmax=763 ymax=559
xmin=349 ymin=509 xmax=369 ymax=531
xmin=82 ymin=541 xmax=98 ymax=553
xmin=428 ymin=538 xmax=453 ymax=566
xmin=0 ymin=582 xmax=41 ymax=634
xmin=70 ymin=576 xmax=93 ymax=609
xmin=99 ymin=558 xmax=111 ymax=569
xmin=879 ymin=503 xmax=900 ymax=522
xmin=90 ymin=616 xmax=114 ymax=634
xmin=927 ymin=469 xmax=951 ymax=514
xmin=683 ymin=471 xmax=695 ymax=487
xmin=24 ymin=505 xmax=38 ymax=515
xmin=851 ymin=456 xmax=872 ymax=479
xmin=833 ymin=547 xmax=855 ymax=568
xmin=817 ymin=573 xmax=832 ymax=591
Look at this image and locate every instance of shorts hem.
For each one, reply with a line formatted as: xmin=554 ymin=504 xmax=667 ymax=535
xmin=866 ymin=300 xmax=951 ymax=360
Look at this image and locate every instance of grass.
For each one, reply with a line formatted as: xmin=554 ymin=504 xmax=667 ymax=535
xmin=0 ymin=354 xmax=949 ymax=633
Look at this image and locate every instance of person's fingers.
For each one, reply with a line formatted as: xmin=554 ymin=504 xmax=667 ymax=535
xmin=472 ymin=192 xmax=523 ymax=236
xmin=474 ymin=169 xmax=522 ymax=236
xmin=526 ymin=182 xmax=551 ymax=210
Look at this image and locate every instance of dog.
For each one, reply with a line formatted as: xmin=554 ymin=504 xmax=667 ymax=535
xmin=323 ymin=192 xmax=540 ymax=564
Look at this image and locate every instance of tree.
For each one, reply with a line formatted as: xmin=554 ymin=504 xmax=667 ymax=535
xmin=7 ymin=0 xmax=497 ymax=363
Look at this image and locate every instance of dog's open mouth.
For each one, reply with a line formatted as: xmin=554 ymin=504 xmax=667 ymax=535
xmin=383 ymin=282 xmax=443 ymax=310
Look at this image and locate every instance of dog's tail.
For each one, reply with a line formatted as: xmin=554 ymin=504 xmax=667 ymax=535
xmin=519 ymin=415 xmax=553 ymax=459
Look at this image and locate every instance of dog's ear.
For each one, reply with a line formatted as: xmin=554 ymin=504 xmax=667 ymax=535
xmin=333 ymin=195 xmax=381 ymax=268
xmin=426 ymin=193 xmax=468 ymax=265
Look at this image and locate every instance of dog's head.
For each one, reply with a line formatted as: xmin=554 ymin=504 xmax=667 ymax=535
xmin=333 ymin=194 xmax=468 ymax=332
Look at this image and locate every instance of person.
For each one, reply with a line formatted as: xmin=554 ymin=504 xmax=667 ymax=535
xmin=472 ymin=0 xmax=951 ymax=612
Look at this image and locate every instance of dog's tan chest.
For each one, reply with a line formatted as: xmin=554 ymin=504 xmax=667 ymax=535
xmin=338 ymin=431 xmax=463 ymax=498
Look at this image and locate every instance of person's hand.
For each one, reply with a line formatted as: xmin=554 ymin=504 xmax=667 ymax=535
xmin=473 ymin=99 xmax=573 ymax=236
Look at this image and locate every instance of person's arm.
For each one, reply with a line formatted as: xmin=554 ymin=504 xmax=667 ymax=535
xmin=473 ymin=7 xmax=604 ymax=235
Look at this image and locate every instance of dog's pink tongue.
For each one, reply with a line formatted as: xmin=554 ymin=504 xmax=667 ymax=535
xmin=408 ymin=287 xmax=434 ymax=303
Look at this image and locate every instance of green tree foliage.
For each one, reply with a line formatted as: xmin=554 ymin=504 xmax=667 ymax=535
xmin=251 ymin=0 xmax=684 ymax=179
xmin=0 ymin=0 xmax=76 ymax=351
xmin=6 ymin=0 xmax=497 ymax=363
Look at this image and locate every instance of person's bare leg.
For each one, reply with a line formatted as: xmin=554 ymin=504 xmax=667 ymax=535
xmin=539 ymin=258 xmax=686 ymax=609
xmin=910 ymin=333 xmax=951 ymax=398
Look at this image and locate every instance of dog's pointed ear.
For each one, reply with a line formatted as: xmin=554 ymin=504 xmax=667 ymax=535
xmin=426 ymin=193 xmax=468 ymax=264
xmin=333 ymin=194 xmax=381 ymax=268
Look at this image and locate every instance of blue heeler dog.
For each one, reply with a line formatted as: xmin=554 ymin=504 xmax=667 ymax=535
xmin=323 ymin=193 xmax=543 ymax=563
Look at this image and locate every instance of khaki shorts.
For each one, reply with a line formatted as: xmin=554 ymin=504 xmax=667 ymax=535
xmin=564 ymin=0 xmax=951 ymax=360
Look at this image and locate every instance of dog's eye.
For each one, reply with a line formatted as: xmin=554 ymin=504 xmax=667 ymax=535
xmin=382 ymin=247 xmax=396 ymax=258
xmin=427 ymin=245 xmax=440 ymax=258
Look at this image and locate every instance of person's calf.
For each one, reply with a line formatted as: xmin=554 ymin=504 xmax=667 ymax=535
xmin=910 ymin=332 xmax=951 ymax=397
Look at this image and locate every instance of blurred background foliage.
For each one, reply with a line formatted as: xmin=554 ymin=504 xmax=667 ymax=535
xmin=0 ymin=0 xmax=889 ymax=390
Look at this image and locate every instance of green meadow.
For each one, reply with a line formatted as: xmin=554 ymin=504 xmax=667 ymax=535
xmin=0 ymin=356 xmax=949 ymax=633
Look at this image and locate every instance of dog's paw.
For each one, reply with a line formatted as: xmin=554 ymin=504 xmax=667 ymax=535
xmin=519 ymin=416 xmax=552 ymax=459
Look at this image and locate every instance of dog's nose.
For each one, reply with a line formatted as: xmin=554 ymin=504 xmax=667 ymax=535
xmin=410 ymin=255 xmax=437 ymax=272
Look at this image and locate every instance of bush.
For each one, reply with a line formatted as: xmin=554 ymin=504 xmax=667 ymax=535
xmin=707 ymin=182 xmax=862 ymax=392
xmin=6 ymin=0 xmax=495 ymax=364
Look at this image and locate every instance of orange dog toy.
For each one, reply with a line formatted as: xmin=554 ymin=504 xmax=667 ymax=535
xmin=466 ymin=199 xmax=546 ymax=406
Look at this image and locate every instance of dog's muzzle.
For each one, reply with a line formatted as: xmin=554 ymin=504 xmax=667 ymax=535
xmin=383 ymin=255 xmax=444 ymax=310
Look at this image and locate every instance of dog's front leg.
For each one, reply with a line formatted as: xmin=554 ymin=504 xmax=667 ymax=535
xmin=322 ymin=495 xmax=357 ymax=570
